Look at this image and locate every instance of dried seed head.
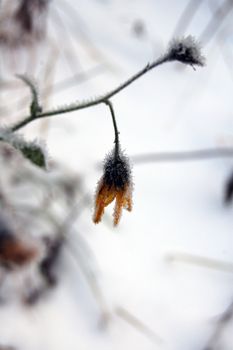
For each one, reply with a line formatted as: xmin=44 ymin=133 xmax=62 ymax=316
xmin=167 ymin=35 xmax=205 ymax=67
xmin=93 ymin=149 xmax=133 ymax=226
xmin=103 ymin=150 xmax=131 ymax=191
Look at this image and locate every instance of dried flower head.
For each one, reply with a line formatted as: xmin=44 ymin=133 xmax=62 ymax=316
xmin=167 ymin=35 xmax=205 ymax=67
xmin=93 ymin=149 xmax=133 ymax=226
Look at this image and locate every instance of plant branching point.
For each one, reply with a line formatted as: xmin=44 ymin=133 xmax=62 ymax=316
xmin=10 ymin=36 xmax=205 ymax=132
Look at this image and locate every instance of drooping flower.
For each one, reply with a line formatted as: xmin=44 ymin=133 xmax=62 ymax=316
xmin=93 ymin=149 xmax=133 ymax=226
xmin=0 ymin=222 xmax=38 ymax=269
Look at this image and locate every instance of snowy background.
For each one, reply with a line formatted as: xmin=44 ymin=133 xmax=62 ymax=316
xmin=1 ymin=0 xmax=233 ymax=349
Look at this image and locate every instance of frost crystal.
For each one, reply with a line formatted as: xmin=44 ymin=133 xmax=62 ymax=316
xmin=167 ymin=35 xmax=205 ymax=67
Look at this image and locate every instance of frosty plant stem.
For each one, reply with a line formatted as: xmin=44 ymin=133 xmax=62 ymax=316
xmin=10 ymin=35 xmax=205 ymax=132
xmin=10 ymin=56 xmax=170 ymax=131
xmin=93 ymin=99 xmax=133 ymax=226
xmin=16 ymin=74 xmax=42 ymax=121
xmin=104 ymin=100 xmax=120 ymax=158
xmin=8 ymin=35 xmax=206 ymax=226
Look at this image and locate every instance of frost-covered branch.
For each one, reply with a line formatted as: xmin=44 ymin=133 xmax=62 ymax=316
xmin=10 ymin=35 xmax=205 ymax=132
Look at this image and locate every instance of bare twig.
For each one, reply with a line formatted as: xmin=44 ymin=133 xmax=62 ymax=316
xmin=10 ymin=54 xmax=171 ymax=131
xmin=104 ymin=100 xmax=120 ymax=157
xmin=10 ymin=35 xmax=205 ymax=132
xmin=0 ymin=65 xmax=105 ymax=119
xmin=16 ymin=74 xmax=42 ymax=118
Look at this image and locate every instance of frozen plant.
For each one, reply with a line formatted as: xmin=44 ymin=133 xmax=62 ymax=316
xmin=93 ymin=102 xmax=133 ymax=226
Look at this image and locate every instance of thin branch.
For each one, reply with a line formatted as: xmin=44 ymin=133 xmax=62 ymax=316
xmin=10 ymin=54 xmax=170 ymax=132
xmin=9 ymin=36 xmax=204 ymax=132
xmin=0 ymin=65 xmax=105 ymax=118
xmin=16 ymin=74 xmax=42 ymax=118
xmin=104 ymin=100 xmax=120 ymax=158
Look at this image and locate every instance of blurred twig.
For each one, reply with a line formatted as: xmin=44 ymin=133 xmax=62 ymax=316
xmin=166 ymin=252 xmax=233 ymax=274
xmin=0 ymin=64 xmax=106 ymax=119
xmin=38 ymin=40 xmax=58 ymax=136
xmin=55 ymin=0 xmax=120 ymax=72
xmin=66 ymin=235 xmax=110 ymax=323
xmin=207 ymin=1 xmax=233 ymax=82
xmin=199 ymin=0 xmax=233 ymax=45
xmin=173 ymin=0 xmax=203 ymax=37
xmin=50 ymin=5 xmax=84 ymax=74
xmin=16 ymin=74 xmax=42 ymax=118
xmin=10 ymin=41 xmax=202 ymax=131
xmin=203 ymin=299 xmax=233 ymax=350
xmin=131 ymin=148 xmax=233 ymax=164
xmin=115 ymin=306 xmax=163 ymax=345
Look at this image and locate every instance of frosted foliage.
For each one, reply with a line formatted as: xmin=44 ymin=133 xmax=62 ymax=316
xmin=0 ymin=141 xmax=80 ymax=301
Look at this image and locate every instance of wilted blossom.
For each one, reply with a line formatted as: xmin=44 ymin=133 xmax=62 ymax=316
xmin=93 ymin=149 xmax=133 ymax=226
xmin=167 ymin=35 xmax=205 ymax=67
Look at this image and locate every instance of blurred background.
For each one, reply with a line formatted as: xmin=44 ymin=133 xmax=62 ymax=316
xmin=1 ymin=0 xmax=233 ymax=349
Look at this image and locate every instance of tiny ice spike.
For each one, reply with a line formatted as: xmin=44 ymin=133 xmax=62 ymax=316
xmin=93 ymin=149 xmax=133 ymax=226
xmin=167 ymin=35 xmax=205 ymax=67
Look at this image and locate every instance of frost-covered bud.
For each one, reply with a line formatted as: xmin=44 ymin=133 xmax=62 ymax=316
xmin=93 ymin=149 xmax=133 ymax=226
xmin=167 ymin=35 xmax=205 ymax=67
xmin=103 ymin=151 xmax=131 ymax=190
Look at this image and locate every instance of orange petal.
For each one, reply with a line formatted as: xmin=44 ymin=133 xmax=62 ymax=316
xmin=93 ymin=201 xmax=105 ymax=224
xmin=93 ymin=182 xmax=117 ymax=224
xmin=113 ymin=191 xmax=125 ymax=226
xmin=102 ymin=188 xmax=116 ymax=206
xmin=124 ymin=196 xmax=132 ymax=212
xmin=123 ymin=185 xmax=133 ymax=212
